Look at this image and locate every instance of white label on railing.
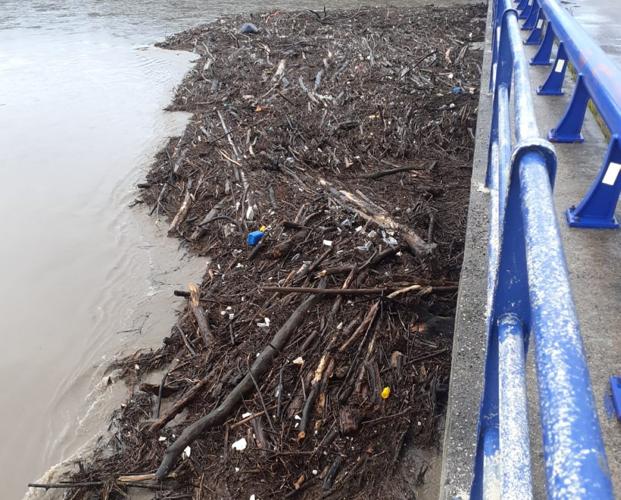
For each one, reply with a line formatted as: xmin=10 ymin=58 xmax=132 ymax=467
xmin=602 ymin=162 xmax=621 ymax=186
xmin=537 ymin=19 xmax=544 ymax=29
xmin=555 ymin=59 xmax=566 ymax=73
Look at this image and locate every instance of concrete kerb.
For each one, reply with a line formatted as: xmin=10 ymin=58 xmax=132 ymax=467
xmin=437 ymin=1 xmax=494 ymax=498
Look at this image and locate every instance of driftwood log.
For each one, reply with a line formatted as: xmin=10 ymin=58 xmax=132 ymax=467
xmin=319 ymin=178 xmax=435 ymax=255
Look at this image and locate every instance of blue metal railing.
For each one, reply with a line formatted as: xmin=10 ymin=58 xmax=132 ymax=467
xmin=472 ymin=0 xmax=614 ymax=497
xmin=519 ymin=0 xmax=621 ymax=228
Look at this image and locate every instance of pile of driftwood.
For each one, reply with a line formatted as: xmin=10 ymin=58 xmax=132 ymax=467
xmin=37 ymin=5 xmax=485 ymax=499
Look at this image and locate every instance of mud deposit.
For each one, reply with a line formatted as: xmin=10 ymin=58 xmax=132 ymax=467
xmin=36 ymin=5 xmax=485 ymax=498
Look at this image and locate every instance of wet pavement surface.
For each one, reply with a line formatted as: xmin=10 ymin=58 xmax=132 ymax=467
xmin=566 ymin=0 xmax=621 ymax=65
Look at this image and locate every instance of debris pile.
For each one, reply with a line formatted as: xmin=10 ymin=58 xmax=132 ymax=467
xmin=45 ymin=5 xmax=485 ymax=499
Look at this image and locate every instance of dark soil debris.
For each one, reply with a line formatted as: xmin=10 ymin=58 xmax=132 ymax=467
xmin=47 ymin=5 xmax=485 ymax=499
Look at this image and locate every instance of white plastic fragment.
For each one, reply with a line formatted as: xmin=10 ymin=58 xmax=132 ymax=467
xmin=134 ymin=364 xmax=140 ymax=371
xmin=232 ymin=437 xmax=248 ymax=451
xmin=383 ymin=236 xmax=398 ymax=247
xmin=250 ymin=495 xmax=256 ymax=500
xmin=292 ymin=356 xmax=304 ymax=365
xmin=323 ymin=240 xmax=333 ymax=247
xmin=242 ymin=412 xmax=253 ymax=418
xmin=158 ymin=436 xmax=167 ymax=442
xmin=257 ymin=317 xmax=271 ymax=328
xmin=356 ymin=241 xmax=372 ymax=252
xmin=183 ymin=446 xmax=191 ymax=458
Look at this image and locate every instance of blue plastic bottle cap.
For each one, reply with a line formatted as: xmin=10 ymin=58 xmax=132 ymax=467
xmin=247 ymin=231 xmax=265 ymax=247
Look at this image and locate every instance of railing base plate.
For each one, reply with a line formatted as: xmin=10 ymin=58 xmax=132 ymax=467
xmin=537 ymin=86 xmax=564 ymax=96
xmin=566 ymin=207 xmax=620 ymax=229
xmin=548 ymin=129 xmax=585 ymax=143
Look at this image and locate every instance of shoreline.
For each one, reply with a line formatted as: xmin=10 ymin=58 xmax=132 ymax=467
xmin=28 ymin=5 xmax=485 ymax=498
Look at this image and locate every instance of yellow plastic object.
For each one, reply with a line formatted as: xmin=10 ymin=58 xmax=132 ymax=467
xmin=380 ymin=387 xmax=391 ymax=399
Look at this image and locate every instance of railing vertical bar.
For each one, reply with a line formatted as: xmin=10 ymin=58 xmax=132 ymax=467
xmin=498 ymin=313 xmax=533 ymax=500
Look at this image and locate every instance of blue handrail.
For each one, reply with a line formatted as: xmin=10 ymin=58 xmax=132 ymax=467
xmin=520 ymin=0 xmax=621 ymax=228
xmin=472 ymin=0 xmax=614 ymax=497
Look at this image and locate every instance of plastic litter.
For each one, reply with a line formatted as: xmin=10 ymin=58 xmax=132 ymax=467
xmin=232 ymin=437 xmax=248 ymax=451
xmin=450 ymin=85 xmax=464 ymax=94
xmin=380 ymin=386 xmax=391 ymax=399
xmin=239 ymin=23 xmax=259 ymax=34
xmin=247 ymin=230 xmax=265 ymax=246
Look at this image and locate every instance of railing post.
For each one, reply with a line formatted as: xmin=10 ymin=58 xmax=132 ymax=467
xmin=531 ymin=20 xmax=555 ymax=65
xmin=525 ymin=15 xmax=545 ymax=45
xmin=566 ymin=136 xmax=621 ymax=228
xmin=537 ymin=42 xmax=568 ymax=95
xmin=548 ymin=74 xmax=589 ymax=143
xmin=522 ymin=4 xmax=540 ymax=30
xmin=519 ymin=0 xmax=534 ymax=20
xmin=516 ymin=0 xmax=529 ymax=12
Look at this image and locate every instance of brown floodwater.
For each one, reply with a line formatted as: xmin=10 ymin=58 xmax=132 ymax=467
xmin=0 ymin=0 xmax=473 ymax=498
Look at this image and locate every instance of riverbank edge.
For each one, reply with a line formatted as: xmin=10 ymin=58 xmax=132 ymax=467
xmin=439 ymin=1 xmax=495 ymax=496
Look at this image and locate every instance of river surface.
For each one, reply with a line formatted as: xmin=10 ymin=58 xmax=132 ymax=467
xmin=1 ymin=0 xmax=450 ymax=498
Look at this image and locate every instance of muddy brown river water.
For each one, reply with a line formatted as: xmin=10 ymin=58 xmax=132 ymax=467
xmin=0 ymin=0 xmax=476 ymax=498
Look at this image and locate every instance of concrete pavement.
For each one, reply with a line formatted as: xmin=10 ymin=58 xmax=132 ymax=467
xmin=569 ymin=0 xmax=621 ymax=67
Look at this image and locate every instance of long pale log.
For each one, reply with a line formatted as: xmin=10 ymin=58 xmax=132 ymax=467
xmin=319 ymin=178 xmax=435 ymax=255
xmin=168 ymin=180 xmax=193 ymax=235
xmin=188 ymin=283 xmax=213 ymax=348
